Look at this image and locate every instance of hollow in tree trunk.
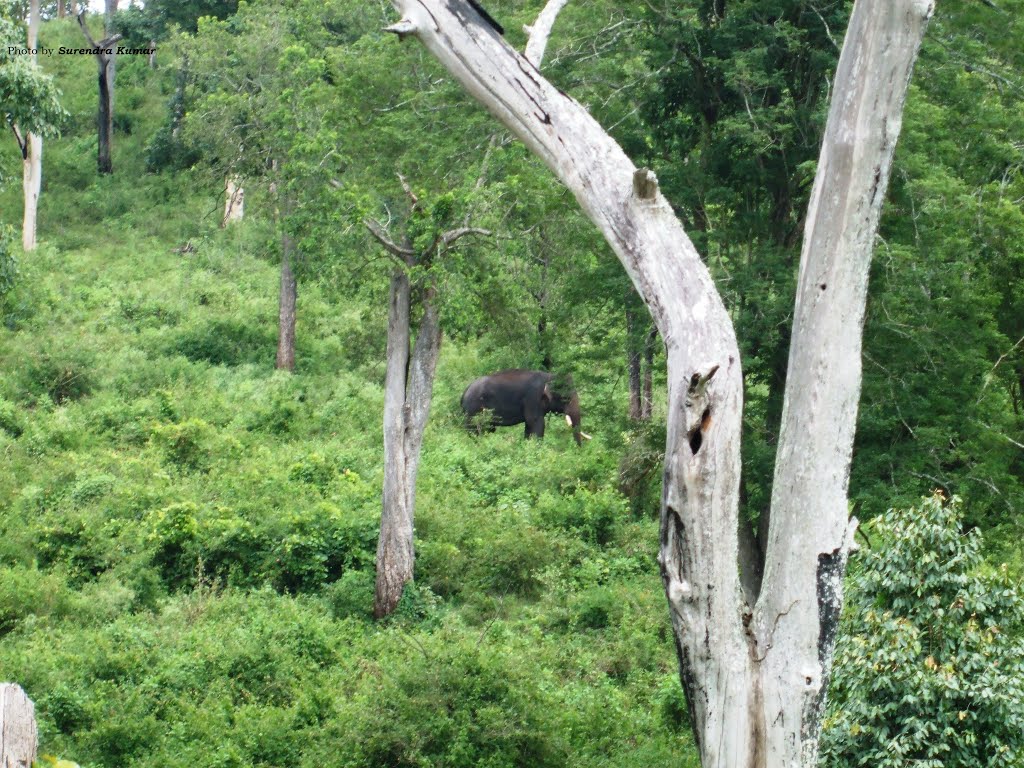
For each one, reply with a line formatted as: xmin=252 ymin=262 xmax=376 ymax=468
xmin=382 ymin=0 xmax=933 ymax=762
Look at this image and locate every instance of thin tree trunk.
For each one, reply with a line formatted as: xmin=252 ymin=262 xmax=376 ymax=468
xmin=97 ymin=53 xmax=114 ymax=173
xmin=375 ymin=267 xmax=415 ymax=618
xmin=223 ymin=175 xmax=244 ymax=226
xmin=641 ymin=325 xmax=656 ymax=420
xmin=383 ymin=0 xmax=932 ymax=763
xmin=22 ymin=0 xmax=41 ymax=251
xmin=626 ymin=304 xmax=642 ymax=420
xmin=276 ymin=232 xmax=297 ymax=371
xmin=78 ymin=12 xmax=120 ymax=175
xmin=58 ymin=0 xmax=66 ymax=18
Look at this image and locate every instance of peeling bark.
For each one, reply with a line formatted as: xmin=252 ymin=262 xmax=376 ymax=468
xmin=222 ymin=176 xmax=244 ymax=226
xmin=0 ymin=683 xmax=37 ymax=768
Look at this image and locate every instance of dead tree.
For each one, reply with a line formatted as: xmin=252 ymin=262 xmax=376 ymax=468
xmin=0 ymin=683 xmax=38 ymax=768
xmin=382 ymin=0 xmax=933 ymax=763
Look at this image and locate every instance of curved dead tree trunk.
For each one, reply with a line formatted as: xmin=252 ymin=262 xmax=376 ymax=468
xmin=383 ymin=0 xmax=932 ymax=763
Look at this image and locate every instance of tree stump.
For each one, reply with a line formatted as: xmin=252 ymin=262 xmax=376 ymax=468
xmin=0 ymin=684 xmax=38 ymax=768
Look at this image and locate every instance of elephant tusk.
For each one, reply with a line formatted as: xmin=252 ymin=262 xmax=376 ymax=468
xmin=565 ymin=414 xmax=573 ymax=427
xmin=580 ymin=432 xmax=592 ymax=440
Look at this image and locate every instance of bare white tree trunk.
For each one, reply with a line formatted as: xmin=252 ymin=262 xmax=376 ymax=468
xmin=222 ymin=175 xmax=244 ymax=226
xmin=383 ymin=0 xmax=932 ymax=763
xmin=375 ymin=266 xmax=416 ymax=617
xmin=754 ymin=4 xmax=934 ymax=763
xmin=22 ymin=0 xmax=41 ymax=252
xmin=0 ymin=683 xmax=38 ymax=768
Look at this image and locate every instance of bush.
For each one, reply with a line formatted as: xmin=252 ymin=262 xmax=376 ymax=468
xmin=24 ymin=350 xmax=96 ymax=405
xmin=170 ymin=319 xmax=275 ymax=367
xmin=822 ymin=493 xmax=1024 ymax=767
xmin=0 ymin=396 xmax=23 ymax=437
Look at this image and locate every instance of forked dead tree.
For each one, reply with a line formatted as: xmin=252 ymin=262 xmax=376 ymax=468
xmin=382 ymin=0 xmax=934 ymax=764
xmin=368 ymin=176 xmax=490 ymax=617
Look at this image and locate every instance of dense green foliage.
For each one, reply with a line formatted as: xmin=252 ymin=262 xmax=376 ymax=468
xmin=823 ymin=494 xmax=1024 ymax=766
xmin=0 ymin=1 xmax=1021 ymax=766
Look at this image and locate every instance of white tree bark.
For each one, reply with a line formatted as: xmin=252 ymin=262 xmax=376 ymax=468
xmin=22 ymin=0 xmax=42 ymax=252
xmin=223 ymin=175 xmax=244 ymax=226
xmin=375 ymin=265 xmax=417 ymax=617
xmin=384 ymin=0 xmax=932 ymax=764
xmin=0 ymin=683 xmax=37 ymax=768
xmin=754 ymin=4 xmax=934 ymax=763
xmin=369 ymin=220 xmax=478 ymax=617
xmin=523 ymin=0 xmax=568 ymax=68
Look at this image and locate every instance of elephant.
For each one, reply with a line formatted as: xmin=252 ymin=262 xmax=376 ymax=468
xmin=461 ymin=369 xmax=591 ymax=445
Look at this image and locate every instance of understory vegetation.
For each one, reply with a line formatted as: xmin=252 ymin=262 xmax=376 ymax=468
xmin=1 ymin=1 xmax=1022 ymax=766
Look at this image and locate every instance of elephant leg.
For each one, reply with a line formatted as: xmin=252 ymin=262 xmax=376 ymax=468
xmin=525 ymin=415 xmax=545 ymax=439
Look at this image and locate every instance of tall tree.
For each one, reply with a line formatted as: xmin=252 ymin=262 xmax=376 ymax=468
xmin=20 ymin=0 xmax=41 ymax=250
xmin=77 ymin=11 xmax=120 ymax=174
xmin=381 ymin=0 xmax=932 ymax=765
xmin=367 ymin=179 xmax=489 ymax=617
xmin=1 ymin=1 xmax=66 ymax=200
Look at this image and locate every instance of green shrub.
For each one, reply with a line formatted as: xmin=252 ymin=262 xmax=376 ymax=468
xmin=536 ymin=485 xmax=627 ymax=546
xmin=24 ymin=350 xmax=96 ymax=405
xmin=150 ymin=418 xmax=218 ymax=471
xmin=822 ymin=493 xmax=1024 ymax=767
xmin=0 ymin=396 xmax=23 ymax=437
xmin=336 ymin=634 xmax=568 ymax=768
xmin=0 ymin=566 xmax=71 ymax=635
xmin=170 ymin=319 xmax=275 ymax=367
xmin=470 ymin=525 xmax=555 ymax=596
xmin=322 ymin=569 xmax=375 ymax=619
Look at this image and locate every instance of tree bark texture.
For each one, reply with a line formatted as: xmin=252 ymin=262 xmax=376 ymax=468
xmin=276 ymin=232 xmax=297 ymax=372
xmin=223 ymin=175 xmax=244 ymax=226
xmin=384 ymin=0 xmax=932 ymax=764
xmin=754 ymin=3 xmax=935 ymax=762
xmin=626 ymin=304 xmax=642 ymax=421
xmin=373 ymin=269 xmax=442 ymax=618
xmin=21 ymin=0 xmax=41 ymax=252
xmin=0 ymin=683 xmax=37 ymax=768
xmin=642 ymin=326 xmax=655 ymax=420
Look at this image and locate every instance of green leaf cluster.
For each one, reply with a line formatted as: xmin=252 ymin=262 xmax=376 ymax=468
xmin=823 ymin=494 xmax=1024 ymax=766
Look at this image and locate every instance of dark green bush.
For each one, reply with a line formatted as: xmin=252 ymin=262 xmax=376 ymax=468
xmin=336 ymin=635 xmax=568 ymax=768
xmin=24 ymin=350 xmax=96 ymax=405
xmin=822 ymin=494 xmax=1024 ymax=767
xmin=536 ymin=485 xmax=627 ymax=546
xmin=170 ymin=319 xmax=275 ymax=367
xmin=0 ymin=396 xmax=23 ymax=437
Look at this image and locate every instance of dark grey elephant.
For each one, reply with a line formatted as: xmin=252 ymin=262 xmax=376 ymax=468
xmin=461 ymin=369 xmax=591 ymax=445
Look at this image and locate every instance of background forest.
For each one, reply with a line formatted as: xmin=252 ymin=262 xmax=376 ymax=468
xmin=1 ymin=0 xmax=1022 ymax=766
